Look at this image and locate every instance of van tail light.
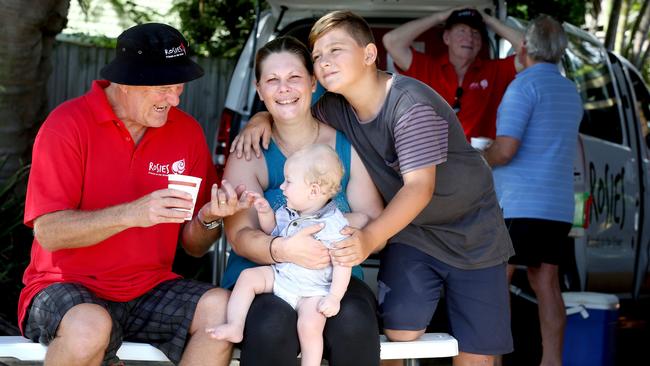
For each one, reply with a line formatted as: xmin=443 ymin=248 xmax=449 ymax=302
xmin=214 ymin=108 xmax=234 ymax=182
xmin=583 ymin=194 xmax=592 ymax=229
xmin=573 ymin=192 xmax=592 ymax=229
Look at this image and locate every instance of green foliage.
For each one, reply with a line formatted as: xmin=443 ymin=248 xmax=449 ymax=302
xmin=172 ymin=0 xmax=266 ymax=58
xmin=79 ymin=0 xmax=160 ymax=24
xmin=507 ymin=0 xmax=586 ymax=27
xmin=0 ymin=157 xmax=31 ymax=332
xmin=56 ymin=32 xmax=117 ymax=48
xmin=104 ymin=0 xmax=160 ymax=24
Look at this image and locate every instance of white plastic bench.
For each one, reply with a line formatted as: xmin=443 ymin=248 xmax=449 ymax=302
xmin=0 ymin=333 xmax=457 ymax=364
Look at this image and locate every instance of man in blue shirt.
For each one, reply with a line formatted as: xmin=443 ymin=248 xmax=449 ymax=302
xmin=484 ymin=15 xmax=583 ymax=366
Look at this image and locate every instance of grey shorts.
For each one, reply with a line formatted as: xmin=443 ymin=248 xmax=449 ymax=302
xmin=23 ymin=279 xmax=214 ymax=365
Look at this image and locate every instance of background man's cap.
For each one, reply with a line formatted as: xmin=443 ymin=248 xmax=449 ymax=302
xmin=100 ymin=23 xmax=204 ymax=86
xmin=445 ymin=8 xmax=486 ymax=33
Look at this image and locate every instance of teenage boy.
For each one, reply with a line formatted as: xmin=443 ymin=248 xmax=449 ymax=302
xmin=233 ymin=11 xmax=514 ymax=365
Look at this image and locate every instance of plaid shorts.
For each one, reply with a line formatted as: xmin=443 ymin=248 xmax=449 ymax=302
xmin=24 ymin=279 xmax=215 ymax=365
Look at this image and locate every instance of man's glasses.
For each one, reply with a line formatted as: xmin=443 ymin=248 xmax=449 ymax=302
xmin=453 ymin=87 xmax=463 ymax=113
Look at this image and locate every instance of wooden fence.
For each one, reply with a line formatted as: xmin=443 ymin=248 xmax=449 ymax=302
xmin=46 ymin=40 xmax=235 ymax=152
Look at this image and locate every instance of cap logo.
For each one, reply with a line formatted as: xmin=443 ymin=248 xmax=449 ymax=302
xmin=165 ymin=43 xmax=186 ymax=59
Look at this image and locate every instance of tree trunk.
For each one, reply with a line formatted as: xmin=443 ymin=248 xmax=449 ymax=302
xmin=615 ymin=0 xmax=631 ymax=54
xmin=605 ymin=0 xmax=623 ymax=50
xmin=0 ymin=0 xmax=70 ymax=182
xmin=626 ymin=0 xmax=648 ymax=52
xmin=639 ymin=36 xmax=650 ymax=70
xmin=631 ymin=1 xmax=650 ymax=66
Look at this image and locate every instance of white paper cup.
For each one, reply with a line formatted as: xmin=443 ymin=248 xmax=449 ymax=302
xmin=167 ymin=174 xmax=202 ymax=220
xmin=470 ymin=137 xmax=493 ymax=151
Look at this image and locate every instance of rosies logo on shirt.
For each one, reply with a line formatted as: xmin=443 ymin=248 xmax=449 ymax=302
xmin=148 ymin=158 xmax=186 ymax=176
xmin=469 ymin=79 xmax=489 ymax=90
xmin=172 ymin=159 xmax=186 ymax=174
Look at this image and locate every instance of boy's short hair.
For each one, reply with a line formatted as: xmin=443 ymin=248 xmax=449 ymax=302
xmin=289 ymin=144 xmax=344 ymax=198
xmin=309 ymin=10 xmax=375 ymax=49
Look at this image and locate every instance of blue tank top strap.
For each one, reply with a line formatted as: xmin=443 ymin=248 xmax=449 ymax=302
xmin=263 ymin=140 xmax=287 ymax=211
xmin=265 ymin=140 xmax=286 ymax=188
xmin=335 ymin=130 xmax=351 ymax=191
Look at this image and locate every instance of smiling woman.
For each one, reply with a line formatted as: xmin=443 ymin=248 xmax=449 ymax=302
xmin=255 ymin=50 xmax=318 ymax=153
xmin=221 ymin=35 xmax=384 ymax=366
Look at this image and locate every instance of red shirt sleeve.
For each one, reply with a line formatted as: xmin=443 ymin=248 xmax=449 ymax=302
xmin=497 ymin=55 xmax=517 ymax=88
xmin=397 ymin=48 xmax=435 ymax=84
xmin=24 ymin=113 xmax=84 ymax=227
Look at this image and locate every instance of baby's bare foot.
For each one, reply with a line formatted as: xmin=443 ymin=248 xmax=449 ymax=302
xmin=206 ymin=324 xmax=244 ymax=343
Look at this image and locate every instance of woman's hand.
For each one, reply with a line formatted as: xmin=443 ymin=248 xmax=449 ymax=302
xmin=230 ymin=111 xmax=274 ymax=160
xmin=275 ymin=224 xmax=330 ymax=269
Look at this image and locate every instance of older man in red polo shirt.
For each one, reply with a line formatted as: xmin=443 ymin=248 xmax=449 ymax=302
xmin=383 ymin=8 xmax=523 ymax=139
xmin=19 ymin=23 xmax=248 ymax=366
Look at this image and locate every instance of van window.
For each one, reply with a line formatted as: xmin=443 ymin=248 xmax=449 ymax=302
xmin=562 ymin=34 xmax=623 ymax=144
xmin=627 ymin=69 xmax=650 ymax=149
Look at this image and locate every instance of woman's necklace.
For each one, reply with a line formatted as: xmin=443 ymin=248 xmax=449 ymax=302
xmin=273 ymin=122 xmax=320 ymax=156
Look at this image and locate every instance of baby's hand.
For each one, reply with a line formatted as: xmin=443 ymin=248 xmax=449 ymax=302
xmin=249 ymin=193 xmax=272 ymax=214
xmin=318 ymin=295 xmax=341 ymax=317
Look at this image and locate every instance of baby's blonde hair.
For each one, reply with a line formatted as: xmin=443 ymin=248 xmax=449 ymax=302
xmin=288 ymin=144 xmax=344 ymax=198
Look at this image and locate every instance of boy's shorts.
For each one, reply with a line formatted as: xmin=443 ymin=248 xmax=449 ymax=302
xmin=24 ymin=279 xmax=214 ymax=365
xmin=377 ymin=243 xmax=513 ymax=355
xmin=505 ymin=218 xmax=572 ymax=266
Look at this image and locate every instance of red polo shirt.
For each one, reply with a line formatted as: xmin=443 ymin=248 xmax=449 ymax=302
xmin=18 ymin=80 xmax=217 ymax=332
xmin=399 ymin=50 xmax=516 ymax=139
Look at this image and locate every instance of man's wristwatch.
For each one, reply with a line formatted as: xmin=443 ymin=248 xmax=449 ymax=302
xmin=200 ymin=217 xmax=223 ymax=230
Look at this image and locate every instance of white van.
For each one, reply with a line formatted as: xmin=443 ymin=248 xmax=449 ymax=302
xmin=214 ymin=0 xmax=650 ymax=299
xmin=560 ymin=25 xmax=650 ymax=298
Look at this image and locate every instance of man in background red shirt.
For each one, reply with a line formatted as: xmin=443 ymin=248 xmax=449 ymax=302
xmin=383 ymin=8 xmax=523 ymax=139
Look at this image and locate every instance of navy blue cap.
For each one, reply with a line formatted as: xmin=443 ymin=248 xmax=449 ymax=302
xmin=100 ymin=23 xmax=204 ymax=86
xmin=445 ymin=8 xmax=486 ymax=34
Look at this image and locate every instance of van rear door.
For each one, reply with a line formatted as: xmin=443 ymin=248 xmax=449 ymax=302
xmin=562 ymin=25 xmax=640 ymax=295
xmin=610 ymin=54 xmax=650 ymax=297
